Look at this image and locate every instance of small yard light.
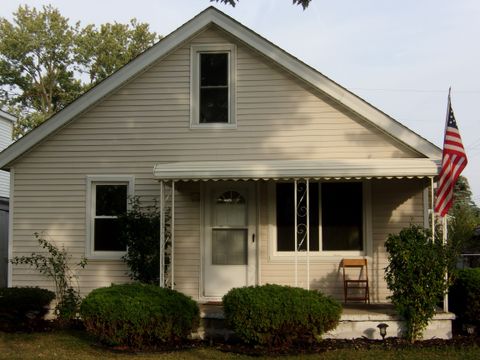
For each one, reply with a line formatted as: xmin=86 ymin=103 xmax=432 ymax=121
xmin=377 ymin=323 xmax=389 ymax=340
xmin=465 ymin=324 xmax=476 ymax=336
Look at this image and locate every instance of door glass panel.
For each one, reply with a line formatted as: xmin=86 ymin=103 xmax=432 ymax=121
xmin=214 ymin=191 xmax=246 ymax=226
xmin=212 ymin=229 xmax=247 ymax=265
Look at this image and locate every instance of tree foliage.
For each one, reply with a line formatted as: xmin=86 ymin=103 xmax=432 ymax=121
xmin=0 ymin=5 xmax=159 ymax=138
xmin=448 ymin=176 xmax=480 ymax=259
xmin=211 ymin=0 xmax=312 ymax=10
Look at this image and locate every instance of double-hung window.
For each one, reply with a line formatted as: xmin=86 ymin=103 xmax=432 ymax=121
xmin=273 ymin=182 xmax=365 ymax=256
xmin=191 ymin=44 xmax=236 ymax=127
xmin=86 ymin=176 xmax=134 ymax=259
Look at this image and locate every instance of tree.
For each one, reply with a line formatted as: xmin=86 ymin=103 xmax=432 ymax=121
xmin=75 ymin=19 xmax=157 ymax=85
xmin=211 ymin=0 xmax=312 ymax=10
xmin=0 ymin=6 xmax=82 ymax=137
xmin=448 ymin=176 xmax=480 ymax=264
xmin=0 ymin=5 xmax=159 ymax=138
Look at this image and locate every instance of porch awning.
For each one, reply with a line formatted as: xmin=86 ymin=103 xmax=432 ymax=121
xmin=152 ymin=158 xmax=439 ymax=181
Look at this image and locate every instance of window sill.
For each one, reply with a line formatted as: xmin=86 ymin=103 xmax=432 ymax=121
xmin=86 ymin=251 xmax=126 ymax=261
xmin=268 ymin=253 xmax=368 ymax=263
xmin=190 ymin=123 xmax=237 ymax=130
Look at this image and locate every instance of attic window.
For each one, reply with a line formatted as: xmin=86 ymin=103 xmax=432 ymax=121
xmin=191 ymin=44 xmax=236 ymax=128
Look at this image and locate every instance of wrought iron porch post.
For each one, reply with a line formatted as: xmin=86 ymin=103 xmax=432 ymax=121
xmin=159 ymin=181 xmax=165 ymax=287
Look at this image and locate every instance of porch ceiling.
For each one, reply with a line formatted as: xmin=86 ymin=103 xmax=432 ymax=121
xmin=152 ymin=158 xmax=439 ymax=181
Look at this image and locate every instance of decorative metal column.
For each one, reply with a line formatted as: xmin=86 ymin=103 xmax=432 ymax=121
xmin=294 ymin=179 xmax=310 ymax=289
xmin=159 ymin=181 xmax=165 ymax=287
xmin=159 ymin=180 xmax=175 ymax=289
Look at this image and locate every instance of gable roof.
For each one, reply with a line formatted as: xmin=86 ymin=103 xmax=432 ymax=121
xmin=0 ymin=6 xmax=441 ymax=170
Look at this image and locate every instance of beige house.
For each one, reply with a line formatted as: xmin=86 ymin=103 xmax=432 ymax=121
xmin=0 ymin=8 xmax=441 ymax=305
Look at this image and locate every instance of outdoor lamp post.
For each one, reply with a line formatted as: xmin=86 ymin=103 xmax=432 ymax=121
xmin=377 ymin=323 xmax=389 ymax=340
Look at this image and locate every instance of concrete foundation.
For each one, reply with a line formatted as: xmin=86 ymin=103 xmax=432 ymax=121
xmin=197 ymin=303 xmax=455 ymax=340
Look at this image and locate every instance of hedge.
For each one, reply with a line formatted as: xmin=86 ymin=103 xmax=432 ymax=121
xmin=80 ymin=283 xmax=199 ymax=348
xmin=222 ymin=284 xmax=341 ymax=346
xmin=0 ymin=287 xmax=55 ymax=332
xmin=450 ymin=268 xmax=480 ymax=326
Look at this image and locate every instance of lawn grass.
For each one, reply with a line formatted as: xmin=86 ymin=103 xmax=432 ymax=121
xmin=1 ymin=330 xmax=480 ymax=360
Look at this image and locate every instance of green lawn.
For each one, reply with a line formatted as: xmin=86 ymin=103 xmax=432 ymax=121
xmin=0 ymin=331 xmax=479 ymax=360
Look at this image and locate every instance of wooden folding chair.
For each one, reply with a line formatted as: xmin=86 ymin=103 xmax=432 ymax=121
xmin=341 ymin=258 xmax=370 ymax=304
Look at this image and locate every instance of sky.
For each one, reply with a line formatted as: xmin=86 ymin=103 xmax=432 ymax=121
xmin=2 ymin=0 xmax=480 ymax=205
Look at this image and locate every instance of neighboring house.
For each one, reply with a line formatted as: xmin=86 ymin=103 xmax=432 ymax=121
xmin=0 ymin=110 xmax=15 ymax=287
xmin=0 ymin=8 xmax=441 ymax=303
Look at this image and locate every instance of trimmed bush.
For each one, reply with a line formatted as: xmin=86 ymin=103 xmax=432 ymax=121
xmin=450 ymin=268 xmax=480 ymax=326
xmin=222 ymin=284 xmax=341 ymax=346
xmin=385 ymin=225 xmax=451 ymax=342
xmin=80 ymin=283 xmax=199 ymax=348
xmin=0 ymin=287 xmax=55 ymax=332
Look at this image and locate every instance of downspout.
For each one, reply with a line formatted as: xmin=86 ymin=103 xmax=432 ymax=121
xmin=294 ymin=180 xmax=298 ymax=287
xmin=171 ymin=180 xmax=175 ymax=290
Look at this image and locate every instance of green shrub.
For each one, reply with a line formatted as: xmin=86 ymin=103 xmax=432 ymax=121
xmin=450 ymin=268 xmax=480 ymax=326
xmin=80 ymin=283 xmax=199 ymax=348
xmin=385 ymin=225 xmax=452 ymax=342
xmin=117 ymin=197 xmax=171 ymax=285
xmin=222 ymin=284 xmax=341 ymax=347
xmin=0 ymin=287 xmax=55 ymax=332
xmin=11 ymin=233 xmax=87 ymax=325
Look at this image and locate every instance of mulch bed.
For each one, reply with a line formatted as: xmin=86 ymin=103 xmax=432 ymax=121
xmin=213 ymin=336 xmax=480 ymax=356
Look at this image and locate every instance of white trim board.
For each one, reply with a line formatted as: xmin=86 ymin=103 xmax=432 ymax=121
xmin=0 ymin=7 xmax=440 ymax=170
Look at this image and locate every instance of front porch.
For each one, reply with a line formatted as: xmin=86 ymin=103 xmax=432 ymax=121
xmin=197 ymin=303 xmax=455 ymax=340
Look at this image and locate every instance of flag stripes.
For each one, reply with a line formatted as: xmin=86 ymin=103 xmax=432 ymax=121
xmin=434 ymin=93 xmax=467 ymax=217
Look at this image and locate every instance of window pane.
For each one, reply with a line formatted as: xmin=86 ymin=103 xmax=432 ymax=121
xmin=94 ymin=218 xmax=125 ymax=251
xmin=214 ymin=191 xmax=246 ymax=226
xmin=200 ymin=88 xmax=228 ymax=123
xmin=322 ymin=183 xmax=363 ymax=251
xmin=212 ymin=229 xmax=247 ymax=265
xmin=96 ymin=185 xmax=127 ymax=216
xmin=200 ymin=53 xmax=228 ymax=86
xmin=276 ymin=183 xmax=319 ymax=252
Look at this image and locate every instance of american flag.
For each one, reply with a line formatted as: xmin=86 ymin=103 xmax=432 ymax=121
xmin=435 ymin=93 xmax=468 ymax=217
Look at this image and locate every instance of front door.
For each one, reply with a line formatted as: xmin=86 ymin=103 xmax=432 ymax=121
xmin=204 ymin=182 xmax=256 ymax=298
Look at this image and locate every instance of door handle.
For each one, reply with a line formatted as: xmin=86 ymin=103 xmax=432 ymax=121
xmin=252 ymin=234 xmax=255 ymax=243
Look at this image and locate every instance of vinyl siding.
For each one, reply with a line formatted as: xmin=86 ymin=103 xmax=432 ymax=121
xmin=0 ymin=118 xmax=12 ymax=198
xmin=10 ymin=25 xmax=424 ymax=300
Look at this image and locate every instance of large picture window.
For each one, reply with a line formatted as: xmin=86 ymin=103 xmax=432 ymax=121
xmin=191 ymin=44 xmax=236 ymax=127
xmin=275 ymin=182 xmax=364 ymax=254
xmin=86 ymin=176 xmax=134 ymax=258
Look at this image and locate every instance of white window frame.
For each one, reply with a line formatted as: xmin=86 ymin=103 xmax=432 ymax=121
xmin=190 ymin=44 xmax=236 ymax=129
xmin=268 ymin=181 xmax=371 ymax=261
xmin=86 ymin=175 xmax=134 ymax=260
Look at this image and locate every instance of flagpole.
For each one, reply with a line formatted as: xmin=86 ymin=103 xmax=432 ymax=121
xmin=431 ymin=176 xmax=435 ymax=241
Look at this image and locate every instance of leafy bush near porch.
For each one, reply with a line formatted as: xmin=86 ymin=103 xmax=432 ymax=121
xmin=117 ymin=197 xmax=172 ymax=285
xmin=0 ymin=287 xmax=55 ymax=332
xmin=385 ymin=225 xmax=453 ymax=343
xmin=222 ymin=284 xmax=341 ymax=346
xmin=449 ymin=268 xmax=480 ymax=326
xmin=80 ymin=283 xmax=199 ymax=348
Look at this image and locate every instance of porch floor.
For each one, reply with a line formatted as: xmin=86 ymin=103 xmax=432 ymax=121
xmin=198 ymin=303 xmax=455 ymax=340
